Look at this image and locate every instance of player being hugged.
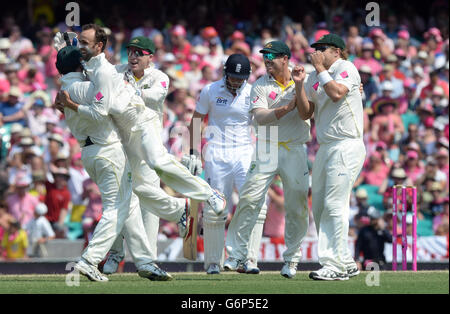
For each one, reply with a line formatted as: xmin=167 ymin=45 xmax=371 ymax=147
xmin=292 ymin=34 xmax=366 ymax=281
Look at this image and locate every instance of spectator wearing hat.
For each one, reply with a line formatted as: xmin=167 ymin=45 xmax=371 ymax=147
xmin=30 ymin=170 xmax=46 ymax=202
xmin=170 ymin=25 xmax=191 ymax=72
xmin=44 ymin=166 xmax=71 ymax=237
xmin=435 ymin=148 xmax=449 ymax=183
xmin=23 ymin=91 xmax=52 ymax=138
xmin=44 ymin=132 xmax=65 ymax=164
xmin=403 ymin=150 xmax=425 ymax=183
xmin=0 ymin=219 xmax=28 ymax=259
xmin=379 ymin=54 xmax=406 ymax=81
xmin=24 ymin=202 xmax=55 ymax=257
xmin=354 ymin=207 xmax=391 ymax=270
xmin=379 ymin=64 xmax=404 ymax=98
xmin=380 ymin=167 xmax=411 ymax=198
xmin=396 ymin=29 xmax=418 ymax=60
xmin=359 ymin=65 xmax=379 ymax=106
xmin=433 ymin=197 xmax=449 ymax=235
xmin=368 ymin=28 xmax=394 ymax=61
xmin=353 ymin=41 xmax=382 ymax=76
xmin=370 ymin=96 xmax=404 ymax=146
xmin=0 ymin=86 xmax=26 ymax=126
xmin=6 ymin=174 xmax=39 ymax=227
xmin=200 ymin=27 xmax=224 ymax=73
xmin=417 ymin=156 xmax=447 ymax=192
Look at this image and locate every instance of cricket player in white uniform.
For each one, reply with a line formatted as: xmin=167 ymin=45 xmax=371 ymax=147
xmin=102 ymin=37 xmax=182 ymax=271
xmin=293 ymin=34 xmax=365 ymax=280
xmin=225 ymin=41 xmax=311 ymax=278
xmin=55 ymin=45 xmax=171 ymax=282
xmin=185 ymin=54 xmax=267 ymax=274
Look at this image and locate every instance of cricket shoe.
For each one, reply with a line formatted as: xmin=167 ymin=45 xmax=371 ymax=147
xmin=280 ymin=262 xmax=298 ymax=278
xmin=75 ymin=259 xmax=109 ymax=282
xmin=223 ymin=257 xmax=242 ymax=271
xmin=237 ymin=259 xmax=260 ymax=274
xmin=177 ymin=199 xmax=191 ymax=238
xmin=347 ymin=266 xmax=360 ymax=278
xmin=206 ymin=264 xmax=220 ymax=275
xmin=309 ymin=268 xmax=349 ymax=281
xmin=138 ymin=262 xmax=173 ymax=281
xmin=207 ymin=189 xmax=227 ymax=216
xmin=102 ymin=252 xmax=124 ymax=274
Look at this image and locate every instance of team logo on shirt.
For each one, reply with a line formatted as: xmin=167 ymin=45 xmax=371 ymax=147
xmin=95 ymin=92 xmax=104 ymax=101
xmin=216 ymin=97 xmax=228 ymax=106
xmin=161 ymin=81 xmax=167 ymax=88
xmin=269 ymin=91 xmax=277 ymax=100
xmin=313 ymin=82 xmax=319 ymax=91
xmin=340 ymin=71 xmax=349 ymax=78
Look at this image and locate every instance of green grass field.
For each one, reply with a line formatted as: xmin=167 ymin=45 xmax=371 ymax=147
xmin=0 ymin=271 xmax=448 ymax=294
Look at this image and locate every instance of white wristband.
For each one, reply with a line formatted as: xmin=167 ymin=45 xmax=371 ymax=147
xmin=317 ymin=70 xmax=333 ymax=86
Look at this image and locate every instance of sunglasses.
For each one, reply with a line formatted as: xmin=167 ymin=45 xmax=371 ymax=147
xmin=315 ymin=45 xmax=332 ymax=52
xmin=263 ymin=53 xmax=282 ymax=61
xmin=127 ymin=48 xmax=150 ymax=58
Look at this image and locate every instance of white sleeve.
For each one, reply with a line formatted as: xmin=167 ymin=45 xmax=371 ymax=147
xmin=141 ymin=72 xmax=169 ymax=108
xmin=249 ymin=83 xmax=268 ymax=112
xmin=71 ymin=83 xmax=109 ymax=122
xmin=195 ymin=84 xmax=210 ymax=115
xmin=334 ymin=61 xmax=360 ymax=91
xmin=303 ymin=73 xmax=314 ymax=102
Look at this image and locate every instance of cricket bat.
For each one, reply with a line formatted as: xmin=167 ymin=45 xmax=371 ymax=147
xmin=183 ymin=199 xmax=199 ymax=260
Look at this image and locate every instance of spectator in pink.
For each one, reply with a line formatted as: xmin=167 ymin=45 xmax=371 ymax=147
xmin=6 ymin=174 xmax=39 ymax=227
xmin=368 ymin=27 xmax=394 ymax=61
xmin=396 ymin=29 xmax=417 ymax=59
xmin=420 ymin=69 xmax=449 ymax=100
xmin=403 ymin=150 xmax=425 ymax=183
xmin=370 ymin=97 xmax=404 ymax=147
xmin=435 ymin=148 xmax=449 ymax=182
xmin=353 ymin=41 xmax=382 ymax=76
xmin=81 ymin=178 xmax=102 ymax=243
xmin=356 ymin=152 xmax=391 ymax=187
xmin=16 ymin=50 xmax=46 ymax=93
xmin=36 ymin=27 xmax=59 ymax=90
xmin=170 ymin=25 xmax=191 ymax=72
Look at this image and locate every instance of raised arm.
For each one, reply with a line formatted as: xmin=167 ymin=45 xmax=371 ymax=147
xmin=292 ymin=65 xmax=315 ymax=120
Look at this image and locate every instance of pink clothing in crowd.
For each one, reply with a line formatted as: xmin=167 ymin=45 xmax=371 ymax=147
xmin=6 ymin=193 xmax=39 ymax=227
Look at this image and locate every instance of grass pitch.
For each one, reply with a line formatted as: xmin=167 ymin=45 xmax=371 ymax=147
xmin=0 ymin=271 xmax=448 ymax=294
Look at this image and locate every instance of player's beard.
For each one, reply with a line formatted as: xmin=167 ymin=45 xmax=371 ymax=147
xmin=80 ymin=46 xmax=95 ymax=61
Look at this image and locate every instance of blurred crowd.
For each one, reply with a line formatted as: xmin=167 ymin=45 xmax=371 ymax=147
xmin=0 ymin=0 xmax=448 ymax=260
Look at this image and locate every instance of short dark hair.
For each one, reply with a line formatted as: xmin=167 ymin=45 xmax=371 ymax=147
xmin=82 ymin=23 xmax=107 ymax=52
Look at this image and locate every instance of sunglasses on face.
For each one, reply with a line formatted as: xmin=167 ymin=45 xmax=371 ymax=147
xmin=127 ymin=49 xmax=150 ymax=58
xmin=315 ymin=45 xmax=332 ymax=52
xmin=263 ymin=53 xmax=282 ymax=61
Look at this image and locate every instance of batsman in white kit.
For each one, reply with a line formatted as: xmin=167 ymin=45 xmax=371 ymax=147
xmin=225 ymin=41 xmax=311 ymax=278
xmin=293 ymin=34 xmax=366 ymax=281
xmin=186 ymin=54 xmax=267 ymax=274
xmin=55 ymin=44 xmax=171 ymax=282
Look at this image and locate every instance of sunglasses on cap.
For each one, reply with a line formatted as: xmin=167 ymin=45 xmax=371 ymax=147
xmin=263 ymin=53 xmax=283 ymax=61
xmin=127 ymin=48 xmax=151 ymax=58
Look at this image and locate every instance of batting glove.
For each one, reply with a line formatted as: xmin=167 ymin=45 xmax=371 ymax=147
xmin=53 ymin=32 xmax=78 ymax=51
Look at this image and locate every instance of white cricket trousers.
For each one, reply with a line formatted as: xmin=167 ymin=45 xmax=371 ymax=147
xmin=202 ymin=144 xmax=267 ymax=269
xmin=227 ymin=141 xmax=310 ymax=263
xmin=312 ymin=138 xmax=366 ymax=274
xmin=80 ymin=142 xmax=153 ymax=268
xmin=130 ymin=116 xmax=213 ymax=201
xmin=109 ymin=150 xmax=186 ymax=260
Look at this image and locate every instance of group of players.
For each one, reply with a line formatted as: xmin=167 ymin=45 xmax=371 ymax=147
xmin=54 ymin=23 xmax=365 ymax=282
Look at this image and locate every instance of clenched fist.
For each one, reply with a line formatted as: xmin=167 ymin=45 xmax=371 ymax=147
xmin=310 ymin=51 xmax=326 ymax=72
xmin=291 ymin=65 xmax=307 ymax=84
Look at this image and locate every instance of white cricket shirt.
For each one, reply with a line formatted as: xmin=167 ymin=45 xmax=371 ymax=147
xmin=305 ymin=58 xmax=363 ymax=145
xmin=250 ymin=73 xmax=311 ymax=145
xmin=196 ymin=79 xmax=253 ymax=148
xmin=60 ymin=72 xmax=121 ymax=146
